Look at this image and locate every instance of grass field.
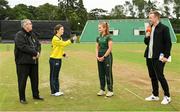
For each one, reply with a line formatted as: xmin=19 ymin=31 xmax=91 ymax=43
xmin=0 ymin=43 xmax=180 ymax=111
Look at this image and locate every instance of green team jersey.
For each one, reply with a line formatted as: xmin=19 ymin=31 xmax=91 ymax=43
xmin=96 ymin=35 xmax=112 ymax=53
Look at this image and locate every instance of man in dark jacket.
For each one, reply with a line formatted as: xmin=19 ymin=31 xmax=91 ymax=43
xmin=14 ymin=19 xmax=44 ymax=104
xmin=144 ymin=11 xmax=172 ymax=105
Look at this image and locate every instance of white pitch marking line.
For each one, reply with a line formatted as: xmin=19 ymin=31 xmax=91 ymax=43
xmin=124 ymin=88 xmax=144 ymax=100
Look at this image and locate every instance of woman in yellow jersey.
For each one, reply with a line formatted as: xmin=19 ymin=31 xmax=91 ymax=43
xmin=49 ymin=24 xmax=76 ymax=96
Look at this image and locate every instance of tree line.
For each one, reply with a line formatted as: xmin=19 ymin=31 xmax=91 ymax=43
xmin=0 ymin=0 xmax=179 ymax=31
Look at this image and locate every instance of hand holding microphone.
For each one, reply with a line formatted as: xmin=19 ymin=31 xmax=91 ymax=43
xmin=72 ymin=35 xmax=77 ymax=41
xmin=146 ymin=25 xmax=151 ymax=37
xmin=70 ymin=35 xmax=77 ymax=43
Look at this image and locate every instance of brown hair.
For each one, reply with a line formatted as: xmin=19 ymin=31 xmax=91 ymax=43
xmin=54 ymin=24 xmax=63 ymax=35
xmin=149 ymin=11 xmax=161 ymax=19
xmin=99 ymin=22 xmax=110 ymax=36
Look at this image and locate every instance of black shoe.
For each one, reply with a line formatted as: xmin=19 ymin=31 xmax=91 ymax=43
xmin=20 ymin=100 xmax=28 ymax=104
xmin=33 ymin=96 xmax=44 ymax=100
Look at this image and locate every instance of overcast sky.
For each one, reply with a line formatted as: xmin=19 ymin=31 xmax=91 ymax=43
xmin=7 ymin=0 xmax=164 ymax=12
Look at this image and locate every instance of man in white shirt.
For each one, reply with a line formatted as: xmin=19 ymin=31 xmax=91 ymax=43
xmin=144 ymin=11 xmax=172 ymax=105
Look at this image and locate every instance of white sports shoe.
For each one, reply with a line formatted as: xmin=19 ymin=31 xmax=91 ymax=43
xmin=161 ymin=96 xmax=171 ymax=105
xmin=106 ymin=91 xmax=114 ymax=97
xmin=52 ymin=92 xmax=64 ymax=96
xmin=145 ymin=94 xmax=159 ymax=101
xmin=97 ymin=90 xmax=105 ymax=96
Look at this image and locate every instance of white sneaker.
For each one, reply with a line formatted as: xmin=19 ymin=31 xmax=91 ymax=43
xmin=106 ymin=91 xmax=114 ymax=97
xmin=145 ymin=94 xmax=159 ymax=101
xmin=161 ymin=96 xmax=171 ymax=105
xmin=97 ymin=90 xmax=105 ymax=96
xmin=52 ymin=92 xmax=64 ymax=96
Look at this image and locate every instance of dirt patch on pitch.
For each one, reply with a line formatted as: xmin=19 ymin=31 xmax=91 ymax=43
xmin=113 ymin=61 xmax=180 ymax=92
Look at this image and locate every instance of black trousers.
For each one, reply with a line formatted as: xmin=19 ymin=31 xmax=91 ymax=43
xmin=16 ymin=64 xmax=39 ymax=101
xmin=49 ymin=58 xmax=62 ymax=94
xmin=97 ymin=53 xmax=113 ymax=92
xmin=146 ymin=58 xmax=170 ymax=97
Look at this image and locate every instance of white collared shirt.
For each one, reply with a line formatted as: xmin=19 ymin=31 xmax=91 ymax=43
xmin=148 ymin=21 xmax=160 ymax=58
xmin=148 ymin=26 xmax=155 ymax=58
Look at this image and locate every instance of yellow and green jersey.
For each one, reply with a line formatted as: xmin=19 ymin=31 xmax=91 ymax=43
xmin=96 ymin=35 xmax=112 ymax=53
xmin=50 ymin=35 xmax=72 ymax=59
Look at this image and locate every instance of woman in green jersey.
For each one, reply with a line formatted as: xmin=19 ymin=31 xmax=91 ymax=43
xmin=96 ymin=22 xmax=113 ymax=97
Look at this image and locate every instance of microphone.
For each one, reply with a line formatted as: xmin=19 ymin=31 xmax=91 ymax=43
xmin=145 ymin=25 xmax=151 ymax=37
xmin=146 ymin=25 xmax=151 ymax=33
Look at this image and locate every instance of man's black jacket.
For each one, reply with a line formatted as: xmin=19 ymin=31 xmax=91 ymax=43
xmin=144 ymin=22 xmax=172 ymax=59
xmin=14 ymin=29 xmax=41 ymax=64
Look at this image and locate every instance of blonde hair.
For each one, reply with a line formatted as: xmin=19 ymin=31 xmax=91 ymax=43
xmin=99 ymin=22 xmax=110 ymax=36
xmin=149 ymin=11 xmax=161 ymax=19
